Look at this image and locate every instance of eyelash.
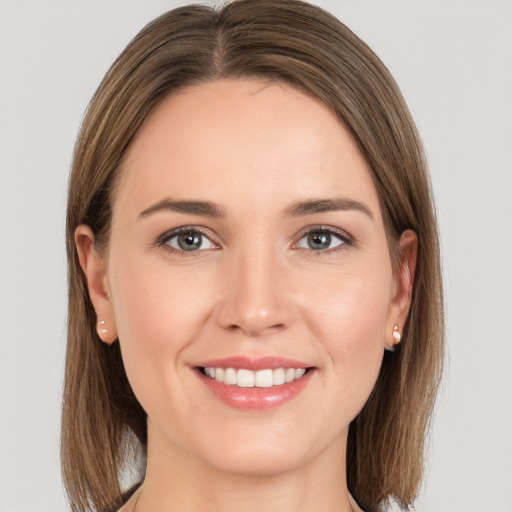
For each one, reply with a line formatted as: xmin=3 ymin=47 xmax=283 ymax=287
xmin=155 ymin=225 xmax=354 ymax=256
xmin=155 ymin=226 xmax=217 ymax=256
xmin=295 ymin=225 xmax=354 ymax=254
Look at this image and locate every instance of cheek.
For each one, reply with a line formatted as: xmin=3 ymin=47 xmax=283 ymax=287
xmin=302 ymin=261 xmax=392 ymax=343
xmin=110 ymin=252 xmax=213 ymax=340
xmin=107 ymin=254 xmax=217 ymax=399
xmin=300 ymin=263 xmax=392 ymax=402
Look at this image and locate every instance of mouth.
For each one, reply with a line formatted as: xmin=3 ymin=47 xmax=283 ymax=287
xmin=200 ymin=366 xmax=309 ymax=388
xmin=194 ymin=356 xmax=315 ymax=410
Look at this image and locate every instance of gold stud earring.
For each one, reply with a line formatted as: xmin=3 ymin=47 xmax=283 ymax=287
xmin=392 ymin=324 xmax=401 ymax=345
xmin=386 ymin=325 xmax=402 ymax=352
xmin=98 ymin=320 xmax=107 ymax=335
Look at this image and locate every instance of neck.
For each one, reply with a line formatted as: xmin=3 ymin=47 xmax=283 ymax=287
xmin=134 ymin=422 xmax=355 ymax=512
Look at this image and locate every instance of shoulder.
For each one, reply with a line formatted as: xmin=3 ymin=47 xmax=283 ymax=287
xmin=103 ymin=484 xmax=141 ymax=512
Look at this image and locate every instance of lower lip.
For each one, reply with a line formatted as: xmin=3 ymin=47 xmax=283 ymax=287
xmin=196 ymin=369 xmax=314 ymax=410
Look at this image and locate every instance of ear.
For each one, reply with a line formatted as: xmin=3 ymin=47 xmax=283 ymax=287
xmin=385 ymin=229 xmax=418 ymax=350
xmin=75 ymin=225 xmax=118 ymax=344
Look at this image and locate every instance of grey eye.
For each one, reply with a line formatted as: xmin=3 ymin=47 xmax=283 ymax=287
xmin=298 ymin=230 xmax=344 ymax=251
xmin=167 ymin=231 xmax=214 ymax=252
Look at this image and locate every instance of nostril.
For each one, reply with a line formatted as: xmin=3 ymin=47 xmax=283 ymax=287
xmin=215 ymin=289 xmax=293 ymax=336
xmin=240 ymin=322 xmax=286 ymax=337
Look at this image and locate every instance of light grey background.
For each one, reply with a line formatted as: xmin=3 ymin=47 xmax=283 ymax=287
xmin=1 ymin=1 xmax=511 ymax=511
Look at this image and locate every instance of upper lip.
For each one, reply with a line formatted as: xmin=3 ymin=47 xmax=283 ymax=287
xmin=195 ymin=356 xmax=313 ymax=371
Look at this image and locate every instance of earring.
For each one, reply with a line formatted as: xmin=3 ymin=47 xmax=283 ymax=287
xmin=386 ymin=325 xmax=402 ymax=352
xmin=98 ymin=320 xmax=107 ymax=335
xmin=392 ymin=324 xmax=402 ymax=345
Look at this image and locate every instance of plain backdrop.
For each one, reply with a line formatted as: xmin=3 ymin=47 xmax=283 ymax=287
xmin=1 ymin=1 xmax=511 ymax=511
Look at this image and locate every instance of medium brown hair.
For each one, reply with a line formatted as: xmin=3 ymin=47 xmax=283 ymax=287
xmin=62 ymin=1 xmax=444 ymax=511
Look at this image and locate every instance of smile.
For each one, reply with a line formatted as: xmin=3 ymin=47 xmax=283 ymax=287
xmin=202 ymin=367 xmax=307 ymax=388
xmin=196 ymin=356 xmax=314 ymax=410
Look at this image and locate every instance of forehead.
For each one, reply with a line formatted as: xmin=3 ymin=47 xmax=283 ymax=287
xmin=114 ymin=78 xmax=381 ymax=219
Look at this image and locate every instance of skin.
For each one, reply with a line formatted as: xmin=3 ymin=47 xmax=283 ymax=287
xmin=76 ymin=79 xmax=417 ymax=512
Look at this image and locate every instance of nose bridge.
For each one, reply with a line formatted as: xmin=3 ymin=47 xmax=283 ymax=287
xmin=216 ymin=238 xmax=290 ymax=336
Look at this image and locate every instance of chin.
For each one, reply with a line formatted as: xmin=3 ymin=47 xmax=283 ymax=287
xmin=204 ymin=444 xmax=307 ymax=478
xmin=188 ymin=420 xmax=342 ymax=479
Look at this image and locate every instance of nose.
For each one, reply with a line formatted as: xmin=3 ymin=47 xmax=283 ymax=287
xmin=215 ymin=247 xmax=294 ymax=337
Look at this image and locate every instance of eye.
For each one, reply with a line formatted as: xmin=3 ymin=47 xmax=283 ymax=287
xmin=297 ymin=229 xmax=347 ymax=251
xmin=162 ymin=229 xmax=216 ymax=252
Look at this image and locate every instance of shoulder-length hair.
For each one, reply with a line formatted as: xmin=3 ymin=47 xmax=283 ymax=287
xmin=62 ymin=1 xmax=444 ymax=511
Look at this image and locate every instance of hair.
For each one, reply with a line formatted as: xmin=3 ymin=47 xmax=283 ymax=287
xmin=62 ymin=1 xmax=444 ymax=511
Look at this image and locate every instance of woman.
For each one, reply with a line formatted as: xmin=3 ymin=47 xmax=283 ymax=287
xmin=62 ymin=1 xmax=444 ymax=511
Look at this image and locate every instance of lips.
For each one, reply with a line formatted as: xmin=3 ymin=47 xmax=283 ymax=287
xmin=195 ymin=356 xmax=314 ymax=410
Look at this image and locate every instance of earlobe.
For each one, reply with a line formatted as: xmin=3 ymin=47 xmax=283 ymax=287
xmin=385 ymin=229 xmax=418 ymax=350
xmin=75 ymin=225 xmax=118 ymax=344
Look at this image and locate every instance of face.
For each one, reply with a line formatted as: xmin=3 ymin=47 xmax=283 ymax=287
xmin=77 ymin=79 xmax=415 ymax=478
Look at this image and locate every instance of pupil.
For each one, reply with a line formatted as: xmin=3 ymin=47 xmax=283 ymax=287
xmin=178 ymin=232 xmax=202 ymax=251
xmin=308 ymin=232 xmax=330 ymax=250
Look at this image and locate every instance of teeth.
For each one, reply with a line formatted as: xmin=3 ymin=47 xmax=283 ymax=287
xmin=295 ymin=368 xmax=306 ymax=379
xmin=273 ymin=368 xmax=286 ymax=385
xmin=254 ymin=369 xmax=273 ymax=388
xmin=224 ymin=367 xmax=237 ymax=385
xmin=237 ymin=369 xmax=255 ymax=388
xmin=203 ymin=366 xmax=308 ymax=387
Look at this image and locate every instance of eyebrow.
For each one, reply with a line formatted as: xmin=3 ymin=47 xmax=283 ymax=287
xmin=284 ymin=198 xmax=373 ymax=219
xmin=138 ymin=199 xmax=225 ymax=219
xmin=138 ymin=197 xmax=373 ymax=220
